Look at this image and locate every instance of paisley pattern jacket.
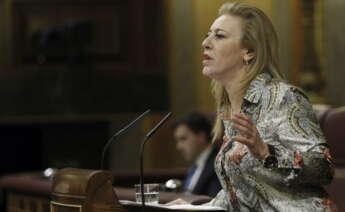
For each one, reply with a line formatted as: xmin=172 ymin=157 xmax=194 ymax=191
xmin=207 ymin=72 xmax=337 ymax=211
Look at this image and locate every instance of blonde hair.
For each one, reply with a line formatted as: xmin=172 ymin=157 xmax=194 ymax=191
xmin=212 ymin=2 xmax=285 ymax=142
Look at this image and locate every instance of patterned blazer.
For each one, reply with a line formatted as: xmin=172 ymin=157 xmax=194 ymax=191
xmin=206 ymin=72 xmax=337 ymax=211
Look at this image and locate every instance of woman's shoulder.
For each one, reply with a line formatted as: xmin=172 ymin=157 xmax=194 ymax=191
xmin=264 ymin=78 xmax=311 ymax=109
xmin=277 ymin=79 xmax=308 ymax=98
xmin=269 ymin=79 xmax=312 ymax=110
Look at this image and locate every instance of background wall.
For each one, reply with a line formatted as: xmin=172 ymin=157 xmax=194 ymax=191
xmin=324 ymin=0 xmax=345 ymax=107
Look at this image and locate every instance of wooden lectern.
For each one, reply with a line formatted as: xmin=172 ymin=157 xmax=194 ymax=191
xmin=51 ymin=168 xmax=124 ymax=212
xmin=50 ymin=168 xmax=223 ymax=212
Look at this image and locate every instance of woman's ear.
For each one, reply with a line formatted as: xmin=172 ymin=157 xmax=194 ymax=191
xmin=244 ymin=49 xmax=255 ymax=61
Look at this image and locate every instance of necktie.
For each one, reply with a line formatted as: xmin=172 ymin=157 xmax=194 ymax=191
xmin=183 ymin=164 xmax=197 ymax=192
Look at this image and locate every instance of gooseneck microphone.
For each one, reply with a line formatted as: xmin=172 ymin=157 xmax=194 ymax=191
xmin=139 ymin=112 xmax=172 ymax=207
xmin=100 ymin=109 xmax=150 ymax=170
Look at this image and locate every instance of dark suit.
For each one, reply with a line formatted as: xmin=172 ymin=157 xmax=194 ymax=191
xmin=183 ymin=147 xmax=221 ymax=197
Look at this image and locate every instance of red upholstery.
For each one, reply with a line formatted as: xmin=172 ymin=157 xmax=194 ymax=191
xmin=316 ymin=107 xmax=345 ymax=211
xmin=325 ymin=169 xmax=345 ymax=212
xmin=320 ymin=107 xmax=345 ymax=166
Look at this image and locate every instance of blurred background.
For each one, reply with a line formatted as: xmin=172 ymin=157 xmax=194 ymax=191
xmin=0 ymin=0 xmax=344 ymax=174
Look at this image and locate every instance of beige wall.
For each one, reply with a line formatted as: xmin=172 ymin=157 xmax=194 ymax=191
xmin=165 ymin=0 xmax=198 ymax=116
xmin=324 ymin=0 xmax=345 ymax=106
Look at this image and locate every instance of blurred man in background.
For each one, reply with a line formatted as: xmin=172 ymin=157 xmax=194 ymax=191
xmin=172 ymin=112 xmax=221 ymax=197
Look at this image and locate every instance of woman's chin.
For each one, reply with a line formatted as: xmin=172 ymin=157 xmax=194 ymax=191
xmin=202 ymin=67 xmax=212 ymax=76
xmin=202 ymin=67 xmax=218 ymax=79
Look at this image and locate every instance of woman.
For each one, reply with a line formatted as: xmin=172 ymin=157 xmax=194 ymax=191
xmin=172 ymin=2 xmax=337 ymax=211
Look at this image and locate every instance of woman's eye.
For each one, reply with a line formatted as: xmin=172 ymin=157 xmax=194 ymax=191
xmin=215 ymin=34 xmax=225 ymax=39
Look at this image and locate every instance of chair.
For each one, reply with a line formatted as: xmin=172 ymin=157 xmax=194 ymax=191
xmin=318 ymin=107 xmax=345 ymax=211
xmin=319 ymin=107 xmax=345 ymax=166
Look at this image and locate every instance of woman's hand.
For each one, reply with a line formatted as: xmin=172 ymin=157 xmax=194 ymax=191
xmin=231 ymin=113 xmax=269 ymax=160
xmin=165 ymin=198 xmax=189 ymax=205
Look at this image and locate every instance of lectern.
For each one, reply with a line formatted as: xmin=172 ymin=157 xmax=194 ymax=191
xmin=51 ymin=168 xmax=124 ymax=212
xmin=50 ymin=168 xmax=224 ymax=212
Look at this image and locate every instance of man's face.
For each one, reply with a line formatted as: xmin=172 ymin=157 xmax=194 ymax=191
xmin=174 ymin=124 xmax=204 ymax=162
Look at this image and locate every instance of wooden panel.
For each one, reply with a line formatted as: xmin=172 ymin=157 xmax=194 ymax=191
xmin=7 ymin=192 xmax=50 ymax=212
xmin=1 ymin=0 xmax=168 ymax=115
xmin=12 ymin=1 xmax=129 ymax=67
xmin=11 ymin=0 xmax=165 ymax=73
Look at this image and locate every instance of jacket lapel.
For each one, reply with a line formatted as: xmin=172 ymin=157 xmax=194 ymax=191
xmin=192 ymin=147 xmax=218 ymax=194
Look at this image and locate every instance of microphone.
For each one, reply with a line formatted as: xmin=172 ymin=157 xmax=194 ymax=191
xmin=139 ymin=112 xmax=172 ymax=207
xmin=100 ymin=109 xmax=150 ymax=170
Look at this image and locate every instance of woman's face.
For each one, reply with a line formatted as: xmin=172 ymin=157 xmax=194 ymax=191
xmin=202 ymin=15 xmax=248 ymax=79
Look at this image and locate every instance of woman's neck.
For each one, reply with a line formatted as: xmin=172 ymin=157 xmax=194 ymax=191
xmin=221 ymin=67 xmax=246 ymax=113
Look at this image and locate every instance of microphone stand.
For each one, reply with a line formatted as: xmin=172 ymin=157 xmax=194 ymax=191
xmin=100 ymin=109 xmax=150 ymax=170
xmin=139 ymin=112 xmax=172 ymax=207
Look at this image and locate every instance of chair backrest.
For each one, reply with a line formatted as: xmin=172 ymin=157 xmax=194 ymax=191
xmin=319 ymin=107 xmax=345 ymax=166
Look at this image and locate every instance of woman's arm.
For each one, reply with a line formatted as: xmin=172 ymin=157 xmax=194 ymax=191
xmin=232 ymin=87 xmax=334 ymax=186
xmin=267 ymin=87 xmax=334 ymax=185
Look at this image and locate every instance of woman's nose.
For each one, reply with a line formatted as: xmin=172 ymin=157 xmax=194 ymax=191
xmin=202 ymin=37 xmax=211 ymax=49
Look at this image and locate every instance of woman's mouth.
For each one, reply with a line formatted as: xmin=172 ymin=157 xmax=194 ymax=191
xmin=202 ymin=53 xmax=213 ymax=65
xmin=203 ymin=53 xmax=213 ymax=60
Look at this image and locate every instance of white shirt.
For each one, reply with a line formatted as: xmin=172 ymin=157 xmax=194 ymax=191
xmin=186 ymin=145 xmax=213 ymax=192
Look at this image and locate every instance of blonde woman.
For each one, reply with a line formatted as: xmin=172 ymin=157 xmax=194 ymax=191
xmin=170 ymin=2 xmax=337 ymax=211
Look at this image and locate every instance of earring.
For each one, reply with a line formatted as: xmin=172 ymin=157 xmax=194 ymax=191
xmin=243 ymin=59 xmax=249 ymax=65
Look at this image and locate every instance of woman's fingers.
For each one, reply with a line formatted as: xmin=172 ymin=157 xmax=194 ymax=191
xmin=234 ymin=113 xmax=252 ymax=125
xmin=232 ymin=117 xmax=254 ymax=137
xmin=232 ymin=114 xmax=251 ymax=127
xmin=232 ymin=114 xmax=253 ymax=137
xmin=229 ymin=143 xmax=248 ymax=164
xmin=230 ymin=114 xmax=269 ymax=160
xmin=165 ymin=198 xmax=189 ymax=205
xmin=232 ymin=135 xmax=252 ymax=147
xmin=232 ymin=123 xmax=252 ymax=137
xmin=232 ymin=114 xmax=254 ymax=136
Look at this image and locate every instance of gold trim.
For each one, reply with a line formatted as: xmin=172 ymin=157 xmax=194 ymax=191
xmin=52 ymin=192 xmax=85 ymax=199
xmin=50 ymin=201 xmax=82 ymax=212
